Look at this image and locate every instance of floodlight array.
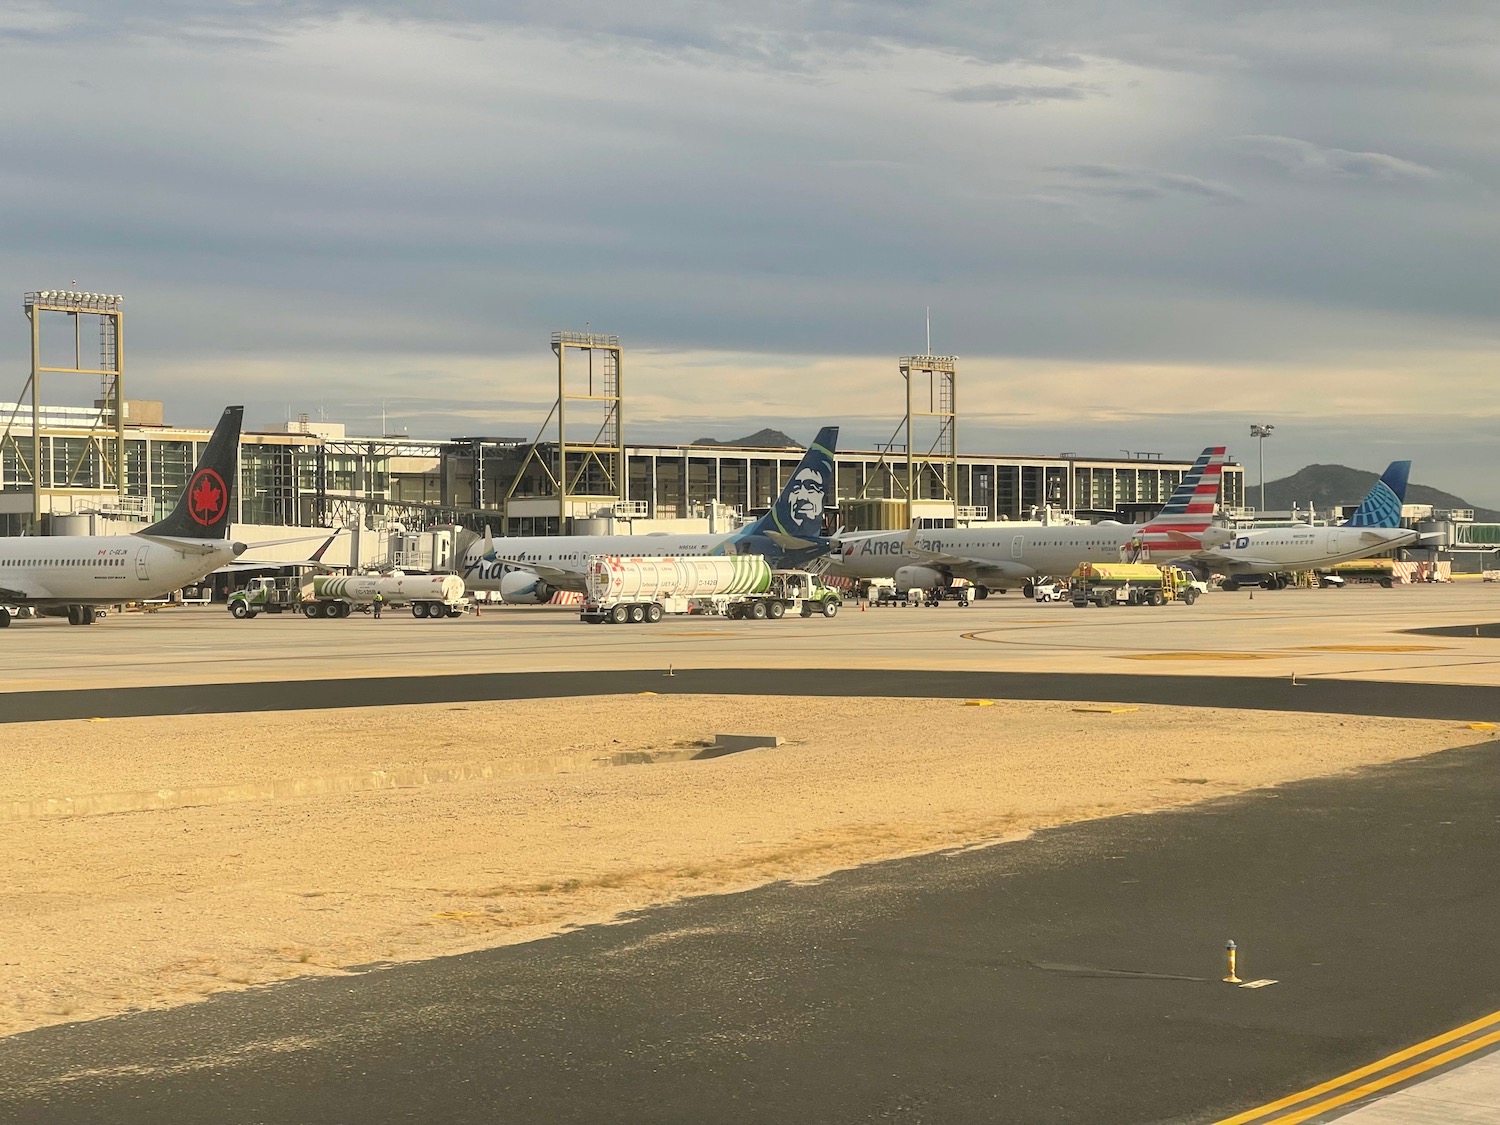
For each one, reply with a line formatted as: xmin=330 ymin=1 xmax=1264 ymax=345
xmin=23 ymin=290 xmax=124 ymax=311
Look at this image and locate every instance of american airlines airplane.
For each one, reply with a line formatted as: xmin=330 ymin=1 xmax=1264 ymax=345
xmin=463 ymin=427 xmax=839 ymax=602
xmin=0 ymin=406 xmax=246 ymax=627
xmin=1191 ymin=461 xmax=1419 ymax=590
xmin=830 ymin=446 xmax=1230 ymax=597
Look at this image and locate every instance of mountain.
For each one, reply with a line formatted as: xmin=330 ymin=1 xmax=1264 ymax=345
xmin=1261 ymin=464 xmax=1500 ymax=522
xmin=692 ymin=428 xmax=801 ymax=449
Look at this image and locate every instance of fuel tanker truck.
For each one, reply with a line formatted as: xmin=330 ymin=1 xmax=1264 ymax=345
xmin=580 ymin=555 xmax=841 ymax=624
xmin=228 ymin=573 xmax=470 ymax=620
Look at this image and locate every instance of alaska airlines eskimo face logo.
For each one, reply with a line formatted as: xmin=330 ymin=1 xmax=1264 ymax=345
xmin=787 ymin=466 xmax=827 ymax=534
xmin=186 ymin=468 xmax=227 ymax=526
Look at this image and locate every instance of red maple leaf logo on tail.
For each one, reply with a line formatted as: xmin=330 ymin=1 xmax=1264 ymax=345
xmin=187 ymin=469 xmax=226 ymax=525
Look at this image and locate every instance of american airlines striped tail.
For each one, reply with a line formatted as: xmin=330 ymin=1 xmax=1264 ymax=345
xmin=1133 ymin=446 xmax=1228 ymax=556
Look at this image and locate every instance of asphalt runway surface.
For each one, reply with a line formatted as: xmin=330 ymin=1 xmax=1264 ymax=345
xmin=5 ymin=665 xmax=1500 ymax=725
xmin=2 ymin=737 xmax=1497 ymax=1124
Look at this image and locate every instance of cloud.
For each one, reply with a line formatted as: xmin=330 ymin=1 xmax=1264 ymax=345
xmin=1237 ymin=134 xmax=1443 ymax=184
xmin=941 ymin=82 xmax=1096 ymax=105
xmin=1049 ymin=164 xmax=1245 ymax=205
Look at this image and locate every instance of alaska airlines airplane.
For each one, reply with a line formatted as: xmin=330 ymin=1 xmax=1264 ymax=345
xmin=830 ymin=446 xmax=1230 ymax=597
xmin=463 ymin=427 xmax=838 ymax=602
xmin=0 ymin=406 xmax=246 ymax=627
xmin=1191 ymin=461 xmax=1418 ymax=590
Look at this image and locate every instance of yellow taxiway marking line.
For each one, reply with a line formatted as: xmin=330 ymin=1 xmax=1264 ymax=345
xmin=1213 ymin=1008 xmax=1500 ymax=1124
xmin=1117 ymin=652 xmax=1273 ymax=661
xmin=1295 ymin=644 xmax=1450 ymax=653
xmin=1073 ymin=706 xmax=1140 ymax=714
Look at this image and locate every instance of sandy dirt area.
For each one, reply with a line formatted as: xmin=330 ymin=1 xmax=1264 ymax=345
xmin=2 ymin=694 xmax=1492 ymax=1036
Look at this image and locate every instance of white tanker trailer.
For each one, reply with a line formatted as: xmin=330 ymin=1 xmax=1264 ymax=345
xmin=228 ymin=573 xmax=470 ymax=620
xmin=580 ymin=555 xmax=841 ymax=624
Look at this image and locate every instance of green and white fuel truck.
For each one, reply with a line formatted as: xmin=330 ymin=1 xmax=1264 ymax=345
xmin=580 ymin=554 xmax=841 ymax=624
xmin=228 ymin=573 xmax=470 ymax=620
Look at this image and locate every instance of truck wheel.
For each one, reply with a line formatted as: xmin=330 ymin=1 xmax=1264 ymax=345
xmin=767 ymin=600 xmax=785 ymax=620
xmin=749 ymin=600 xmax=768 ymax=620
xmin=1380 ymin=578 xmax=1393 ymax=589
xmin=646 ymin=603 xmax=664 ymax=623
xmin=628 ymin=604 xmax=646 ymax=624
xmin=609 ymin=604 xmax=628 ymax=625
xmin=425 ymin=603 xmax=445 ymax=620
xmin=1150 ymin=591 xmax=1164 ymax=607
xmin=230 ymin=602 xmax=250 ymax=619
xmin=1183 ymin=589 xmax=1199 ymax=605
xmin=412 ymin=602 xmax=428 ymax=618
xmin=1221 ymin=578 xmax=1239 ymax=592
xmin=1021 ymin=581 xmax=1035 ymax=599
xmin=303 ymin=604 xmax=320 ymax=619
xmin=321 ymin=601 xmax=341 ymax=619
xmin=801 ymin=605 xmax=813 ymax=618
xmin=974 ymin=585 xmax=990 ymax=600
xmin=821 ymin=599 xmax=839 ymax=618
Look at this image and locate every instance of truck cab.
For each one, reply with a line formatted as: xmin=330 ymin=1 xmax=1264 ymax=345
xmin=227 ymin=576 xmax=303 ymax=619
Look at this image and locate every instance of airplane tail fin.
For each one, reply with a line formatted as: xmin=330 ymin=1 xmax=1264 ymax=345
xmin=725 ymin=426 xmax=838 ymax=565
xmin=1343 ymin=461 xmax=1411 ymax=528
xmin=1133 ymin=446 xmax=1227 ymax=556
xmin=142 ymin=406 xmax=243 ymax=539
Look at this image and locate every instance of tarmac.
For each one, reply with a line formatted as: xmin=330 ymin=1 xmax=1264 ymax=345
xmin=0 ymin=734 xmax=1496 ymax=1124
xmin=3 ymin=582 xmax=1499 ymax=1123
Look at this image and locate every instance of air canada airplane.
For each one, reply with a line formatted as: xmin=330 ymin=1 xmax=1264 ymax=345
xmin=463 ymin=427 xmax=839 ymax=602
xmin=831 ymin=446 xmax=1231 ymax=596
xmin=1191 ymin=461 xmax=1418 ymax=590
xmin=0 ymin=405 xmax=246 ymax=626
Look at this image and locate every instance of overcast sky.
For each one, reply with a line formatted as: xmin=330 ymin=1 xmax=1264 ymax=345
xmin=2 ymin=2 xmax=1497 ymax=500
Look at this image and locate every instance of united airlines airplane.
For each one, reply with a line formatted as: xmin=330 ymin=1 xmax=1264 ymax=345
xmin=1191 ymin=461 xmax=1418 ymax=589
xmin=0 ymin=406 xmax=246 ymax=626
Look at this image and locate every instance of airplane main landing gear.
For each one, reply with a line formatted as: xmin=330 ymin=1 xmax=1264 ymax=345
xmin=65 ymin=605 xmax=97 ymax=625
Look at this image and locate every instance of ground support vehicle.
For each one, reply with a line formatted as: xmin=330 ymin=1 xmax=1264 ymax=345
xmin=228 ymin=574 xmax=470 ymax=620
xmin=580 ymin=556 xmax=841 ymax=624
xmin=923 ymin=578 xmax=974 ymax=606
xmin=1070 ymin=563 xmax=1200 ymax=607
xmin=1031 ymin=579 xmax=1067 ymax=602
xmin=1324 ymin=559 xmax=1396 ymax=588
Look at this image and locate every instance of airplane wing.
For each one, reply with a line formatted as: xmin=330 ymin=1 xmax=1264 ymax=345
xmin=477 ymin=556 xmax=577 ymax=583
xmin=1192 ymin=550 xmax=1279 ymax=570
xmin=898 ymin=526 xmax=1029 ymax=579
xmin=0 ymin=578 xmax=45 ymax=602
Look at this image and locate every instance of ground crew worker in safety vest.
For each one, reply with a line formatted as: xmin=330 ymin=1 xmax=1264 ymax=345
xmin=372 ymin=591 xmax=384 ymax=618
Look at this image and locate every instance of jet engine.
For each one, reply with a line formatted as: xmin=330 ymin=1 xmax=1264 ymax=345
xmin=893 ymin=565 xmax=945 ymax=592
xmin=498 ymin=570 xmax=552 ymax=604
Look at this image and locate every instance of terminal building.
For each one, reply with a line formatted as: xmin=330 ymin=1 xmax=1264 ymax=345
xmin=0 ymin=399 xmax=1245 ymax=569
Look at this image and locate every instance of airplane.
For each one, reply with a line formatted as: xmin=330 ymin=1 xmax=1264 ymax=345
xmin=1190 ymin=460 xmax=1419 ymax=590
xmin=829 ymin=445 xmax=1231 ymax=597
xmin=0 ymin=405 xmax=248 ymax=627
xmin=462 ymin=426 xmax=839 ymax=602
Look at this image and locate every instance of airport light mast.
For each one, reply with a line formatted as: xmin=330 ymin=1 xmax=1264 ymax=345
xmin=1250 ymin=423 xmax=1274 ymax=512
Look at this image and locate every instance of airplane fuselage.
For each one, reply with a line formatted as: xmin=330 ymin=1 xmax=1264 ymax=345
xmin=463 ymin=533 xmax=736 ymax=592
xmin=830 ymin=525 xmax=1158 ymax=585
xmin=1210 ymin=527 xmax=1418 ymax=575
xmin=0 ymin=535 xmax=238 ymax=606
